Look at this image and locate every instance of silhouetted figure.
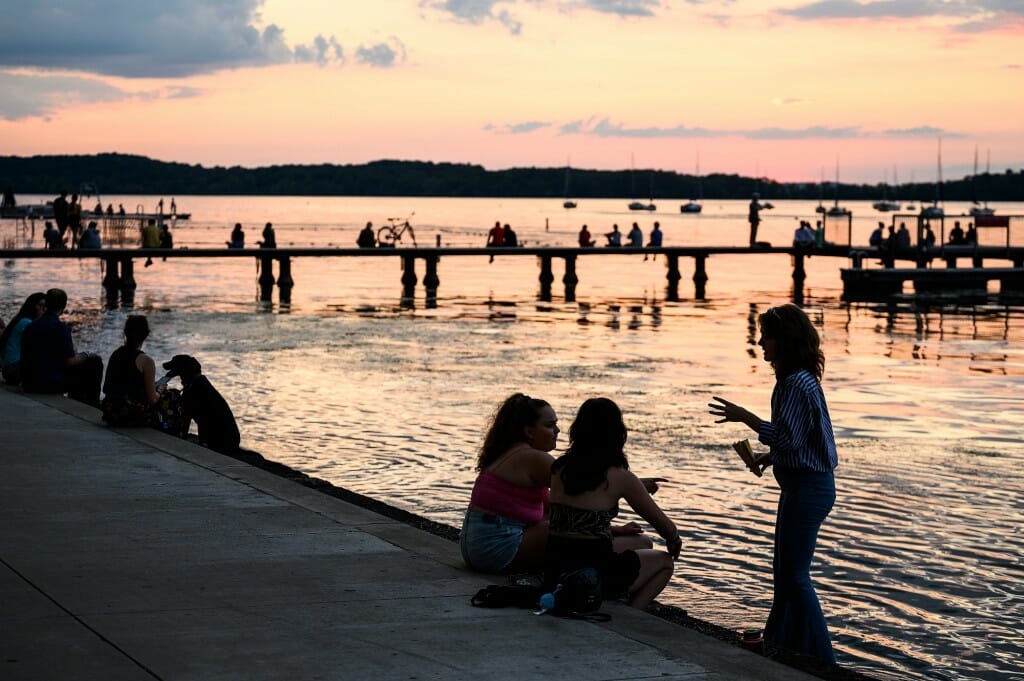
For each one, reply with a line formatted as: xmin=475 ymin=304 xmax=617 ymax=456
xmin=357 ymin=221 xmax=376 ymax=248
xmin=106 ymin=203 xmax=114 ymax=215
xmin=895 ymin=223 xmax=911 ymax=251
xmin=258 ymin=222 xmax=277 ymax=248
xmin=43 ymin=221 xmax=64 ymax=249
xmin=118 ymin=203 xmax=126 ymax=216
xmin=159 ymin=224 xmax=173 ymax=261
xmin=21 ymin=288 xmax=103 ymax=406
xmin=487 ymin=221 xmax=505 ymax=247
xmin=647 ymin=221 xmax=663 ymax=247
xmin=748 ymin=193 xmax=765 ymax=246
xmin=605 ymin=224 xmax=622 ymax=247
xmin=793 ymin=221 xmax=816 ymax=251
xmin=53 ymin=191 xmax=69 ymax=240
xmin=578 ymin=224 xmax=595 ymax=247
xmin=626 ymin=222 xmax=643 ymax=248
xmin=869 ymin=222 xmax=884 ymax=248
xmin=964 ymin=222 xmax=977 ymax=245
xmin=502 ymin=223 xmax=518 ymax=247
xmin=227 ymin=223 xmax=245 ymax=249
xmin=1 ymin=187 xmax=15 ymax=209
xmin=68 ymin=194 xmax=82 ymax=247
xmin=922 ymin=223 xmax=936 ymax=248
xmin=79 ymin=221 xmax=102 ymax=249
xmin=163 ymin=355 xmax=241 ymax=454
xmin=142 ymin=218 xmax=160 ymax=267
xmin=948 ymin=221 xmax=965 ymax=246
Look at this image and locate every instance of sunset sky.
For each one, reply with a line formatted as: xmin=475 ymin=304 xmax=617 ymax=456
xmin=2 ymin=0 xmax=1022 ymax=183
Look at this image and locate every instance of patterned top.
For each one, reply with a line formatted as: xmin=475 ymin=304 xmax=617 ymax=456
xmin=548 ymin=502 xmax=619 ymax=540
xmin=758 ymin=368 xmax=838 ymax=473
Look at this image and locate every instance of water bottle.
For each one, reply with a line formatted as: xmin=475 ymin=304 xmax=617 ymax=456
xmin=538 ymin=586 xmax=561 ymax=612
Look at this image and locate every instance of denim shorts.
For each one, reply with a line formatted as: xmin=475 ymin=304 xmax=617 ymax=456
xmin=460 ymin=509 xmax=526 ymax=573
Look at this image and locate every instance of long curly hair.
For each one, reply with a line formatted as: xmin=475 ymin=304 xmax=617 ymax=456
xmin=476 ymin=393 xmax=551 ymax=471
xmin=552 ymin=397 xmax=629 ymax=496
xmin=758 ymin=303 xmax=824 ymax=380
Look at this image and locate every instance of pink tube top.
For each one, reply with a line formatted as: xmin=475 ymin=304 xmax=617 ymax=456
xmin=470 ymin=471 xmax=549 ymax=524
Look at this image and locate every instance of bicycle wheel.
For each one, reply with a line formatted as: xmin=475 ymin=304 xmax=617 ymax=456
xmin=377 ymin=226 xmax=397 ymax=247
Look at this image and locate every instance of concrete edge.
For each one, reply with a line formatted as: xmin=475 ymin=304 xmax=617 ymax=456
xmin=8 ymin=386 xmax=822 ymax=681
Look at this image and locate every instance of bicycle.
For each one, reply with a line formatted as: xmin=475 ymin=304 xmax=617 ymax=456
xmin=377 ymin=213 xmax=417 ymax=248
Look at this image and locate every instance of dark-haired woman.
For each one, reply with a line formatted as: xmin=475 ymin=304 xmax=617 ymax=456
xmin=1 ymin=292 xmax=46 ymax=385
xmin=546 ymin=397 xmax=680 ymax=609
xmin=709 ymin=303 xmax=838 ymax=664
xmin=101 ymin=315 xmax=181 ymax=431
xmin=461 ymin=394 xmax=655 ymax=574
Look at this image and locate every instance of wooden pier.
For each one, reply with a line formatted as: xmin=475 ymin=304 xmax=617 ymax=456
xmin=0 ymin=245 xmax=850 ymax=307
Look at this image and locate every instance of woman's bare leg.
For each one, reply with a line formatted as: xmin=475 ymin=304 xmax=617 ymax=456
xmin=627 ymin=550 xmax=674 ymax=608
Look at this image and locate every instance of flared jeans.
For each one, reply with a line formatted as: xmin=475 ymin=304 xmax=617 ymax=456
xmin=765 ymin=467 xmax=836 ymax=664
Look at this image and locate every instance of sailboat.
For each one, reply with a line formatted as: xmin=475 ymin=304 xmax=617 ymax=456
xmin=628 ymin=156 xmax=655 ymax=211
xmin=904 ymin=169 xmax=916 ymax=211
xmin=680 ymin=152 xmax=702 ymax=213
xmin=815 ymin=166 xmax=826 ymax=214
xmin=872 ymin=167 xmax=900 ymax=212
xmin=920 ymin=139 xmax=944 ymax=219
xmin=826 ymin=157 xmax=848 ymax=216
xmin=969 ymin=147 xmax=995 ymax=217
xmin=562 ymin=161 xmax=577 ymax=209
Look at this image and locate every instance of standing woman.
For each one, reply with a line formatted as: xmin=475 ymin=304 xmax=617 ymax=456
xmin=1 ymin=292 xmax=47 ymax=385
xmin=709 ymin=304 xmax=838 ymax=664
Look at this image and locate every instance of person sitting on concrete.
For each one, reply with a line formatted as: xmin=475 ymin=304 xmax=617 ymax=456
xmin=1 ymin=292 xmax=46 ymax=385
xmin=101 ymin=315 xmax=183 ymax=431
xmin=258 ymin=222 xmax=277 ymax=249
xmin=20 ymin=288 xmax=103 ymax=405
xmin=78 ymin=221 xmax=102 ymax=249
xmin=162 ymin=354 xmax=240 ymax=454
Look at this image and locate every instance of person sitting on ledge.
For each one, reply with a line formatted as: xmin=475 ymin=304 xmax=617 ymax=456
xmin=21 ymin=288 xmax=103 ymax=406
xmin=79 ymin=221 xmax=102 ymax=249
xmin=357 ymin=222 xmax=376 ymax=248
xmin=162 ymin=354 xmax=241 ymax=454
xmin=101 ymin=315 xmax=183 ymax=432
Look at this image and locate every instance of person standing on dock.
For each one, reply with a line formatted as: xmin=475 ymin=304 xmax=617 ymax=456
xmin=68 ymin=194 xmax=82 ymax=247
xmin=53 ymin=190 xmax=69 ymax=241
xmin=748 ymin=193 xmax=765 ymax=247
xmin=708 ymin=304 xmax=838 ymax=666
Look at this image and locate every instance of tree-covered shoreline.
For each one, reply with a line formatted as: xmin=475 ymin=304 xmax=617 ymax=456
xmin=1 ymin=152 xmax=1021 ymax=201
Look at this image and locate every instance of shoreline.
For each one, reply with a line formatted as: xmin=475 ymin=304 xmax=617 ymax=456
xmin=224 ymin=445 xmax=876 ymax=681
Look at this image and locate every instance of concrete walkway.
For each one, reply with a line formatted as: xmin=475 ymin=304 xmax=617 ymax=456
xmin=0 ymin=388 xmax=816 ymax=681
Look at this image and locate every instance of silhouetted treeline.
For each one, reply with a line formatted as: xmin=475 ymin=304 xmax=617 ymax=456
xmin=1 ymin=153 xmax=1022 ymax=201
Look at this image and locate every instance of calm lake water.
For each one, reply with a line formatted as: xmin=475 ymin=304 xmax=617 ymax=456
xmin=3 ymin=195 xmax=1023 ymax=681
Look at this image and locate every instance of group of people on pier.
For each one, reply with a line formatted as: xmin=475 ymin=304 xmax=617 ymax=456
xmin=461 ymin=303 xmax=838 ymax=667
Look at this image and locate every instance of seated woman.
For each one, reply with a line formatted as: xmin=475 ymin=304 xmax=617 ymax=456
xmin=101 ymin=315 xmax=182 ymax=431
xmin=545 ymin=397 xmax=681 ymax=609
xmin=0 ymin=292 xmax=46 ymax=385
xmin=461 ymin=394 xmax=656 ymax=575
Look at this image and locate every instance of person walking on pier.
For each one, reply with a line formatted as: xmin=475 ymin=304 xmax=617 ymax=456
xmin=21 ymin=288 xmax=104 ymax=406
xmin=708 ymin=304 xmax=838 ymax=665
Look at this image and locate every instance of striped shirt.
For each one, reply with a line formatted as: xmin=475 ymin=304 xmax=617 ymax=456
xmin=757 ymin=369 xmax=838 ymax=473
